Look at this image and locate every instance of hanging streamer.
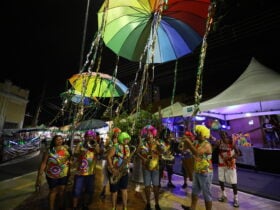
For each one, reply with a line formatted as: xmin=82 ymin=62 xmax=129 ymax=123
xmin=193 ymin=1 xmax=216 ymax=117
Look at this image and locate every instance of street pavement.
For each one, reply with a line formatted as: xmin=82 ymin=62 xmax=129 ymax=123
xmin=1 ymin=148 xmax=280 ymax=210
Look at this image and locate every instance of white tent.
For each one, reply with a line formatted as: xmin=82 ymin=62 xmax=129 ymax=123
xmin=154 ymin=102 xmax=186 ymax=118
xmin=183 ymin=57 xmax=280 ymax=120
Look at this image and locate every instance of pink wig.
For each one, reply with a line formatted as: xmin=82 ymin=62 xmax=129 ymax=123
xmin=84 ymin=130 xmax=96 ymax=138
xmin=141 ymin=125 xmax=157 ymax=137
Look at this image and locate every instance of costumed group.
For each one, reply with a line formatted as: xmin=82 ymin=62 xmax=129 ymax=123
xmin=35 ymin=124 xmax=241 ymax=210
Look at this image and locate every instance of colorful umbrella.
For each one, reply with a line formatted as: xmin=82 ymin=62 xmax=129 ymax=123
xmin=98 ymin=0 xmax=210 ymax=63
xmin=60 ymin=89 xmax=95 ymax=106
xmin=68 ymin=72 xmax=128 ymax=98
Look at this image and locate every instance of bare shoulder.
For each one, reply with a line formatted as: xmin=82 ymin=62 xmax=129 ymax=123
xmin=204 ymin=141 xmax=213 ymax=153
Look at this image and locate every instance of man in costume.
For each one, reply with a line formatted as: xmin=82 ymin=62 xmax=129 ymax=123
xmin=72 ymin=130 xmax=100 ymax=210
xmin=107 ymin=131 xmax=132 ymax=210
xmin=212 ymin=130 xmax=241 ymax=208
xmin=181 ymin=125 xmax=213 ymax=210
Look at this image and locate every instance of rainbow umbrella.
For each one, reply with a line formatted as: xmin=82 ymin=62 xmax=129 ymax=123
xmin=98 ymin=0 xmax=210 ymax=64
xmin=68 ymin=72 xmax=128 ymax=98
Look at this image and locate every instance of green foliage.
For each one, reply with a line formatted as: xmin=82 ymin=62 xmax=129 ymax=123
xmin=112 ymin=108 xmax=161 ymax=137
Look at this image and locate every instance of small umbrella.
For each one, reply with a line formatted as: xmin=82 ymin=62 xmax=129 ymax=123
xmin=68 ymin=72 xmax=128 ymax=98
xmin=60 ymin=89 xmax=95 ymax=106
xmin=98 ymin=0 xmax=210 ymax=63
xmin=75 ymin=119 xmax=108 ymax=130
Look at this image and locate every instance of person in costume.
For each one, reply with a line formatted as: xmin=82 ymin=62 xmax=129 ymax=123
xmin=159 ymin=126 xmax=176 ymax=188
xmin=212 ymin=130 xmax=241 ymax=208
xmin=263 ymin=116 xmax=279 ymax=148
xmin=107 ymin=131 xmax=132 ymax=210
xmin=35 ymin=134 xmax=71 ymax=210
xmin=181 ymin=125 xmax=213 ymax=210
xmin=180 ymin=131 xmax=194 ymax=189
xmin=131 ymin=133 xmax=144 ymax=198
xmin=100 ymin=127 xmax=121 ymax=199
xmin=72 ymin=130 xmax=100 ymax=210
xmin=137 ymin=125 xmax=164 ymax=210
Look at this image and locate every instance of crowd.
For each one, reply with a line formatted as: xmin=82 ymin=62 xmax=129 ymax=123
xmin=35 ymin=124 xmax=242 ymax=210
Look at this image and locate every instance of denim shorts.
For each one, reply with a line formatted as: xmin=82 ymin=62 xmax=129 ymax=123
xmin=109 ymin=173 xmax=129 ymax=192
xmin=143 ymin=169 xmax=160 ymax=186
xmin=46 ymin=175 xmax=68 ymax=189
xmin=192 ymin=172 xmax=213 ymax=202
xmin=72 ymin=174 xmax=95 ymax=197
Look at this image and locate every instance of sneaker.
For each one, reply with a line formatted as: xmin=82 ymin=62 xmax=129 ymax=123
xmin=181 ymin=204 xmax=191 ymax=210
xmin=145 ymin=203 xmax=151 ymax=210
xmin=155 ymin=204 xmax=161 ymax=210
xmin=167 ymin=182 xmax=176 ymax=188
xmin=218 ymin=195 xmax=228 ymax=202
xmin=233 ymin=199 xmax=239 ymax=208
xmin=182 ymin=183 xmax=187 ymax=189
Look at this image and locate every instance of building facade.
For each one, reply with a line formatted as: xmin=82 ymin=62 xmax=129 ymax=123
xmin=0 ymin=80 xmax=29 ymax=131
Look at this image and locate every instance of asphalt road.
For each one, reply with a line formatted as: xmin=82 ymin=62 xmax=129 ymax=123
xmin=0 ymin=149 xmax=42 ymax=182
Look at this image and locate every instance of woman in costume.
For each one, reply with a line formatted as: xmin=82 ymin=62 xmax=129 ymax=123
xmin=35 ymin=134 xmax=71 ymax=210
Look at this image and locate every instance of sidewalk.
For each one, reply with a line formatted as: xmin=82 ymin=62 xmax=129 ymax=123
xmin=0 ymin=171 xmax=46 ymax=210
xmin=1 ymin=163 xmax=280 ymax=210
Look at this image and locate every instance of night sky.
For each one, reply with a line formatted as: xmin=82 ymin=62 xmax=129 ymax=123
xmin=2 ymin=0 xmax=280 ymax=126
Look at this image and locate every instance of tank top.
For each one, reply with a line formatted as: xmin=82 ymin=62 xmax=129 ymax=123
xmin=45 ymin=145 xmax=71 ymax=179
xmin=140 ymin=140 xmax=161 ymax=171
xmin=75 ymin=142 xmax=98 ymax=175
xmin=112 ymin=144 xmax=130 ymax=171
xmin=193 ymin=140 xmax=213 ymax=174
xmin=218 ymin=141 xmax=236 ymax=169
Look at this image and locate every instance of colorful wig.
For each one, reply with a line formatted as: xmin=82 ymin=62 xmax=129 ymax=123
xmin=141 ymin=125 xmax=157 ymax=138
xmin=118 ymin=132 xmax=131 ymax=144
xmin=185 ymin=131 xmax=195 ymax=141
xmin=84 ymin=130 xmax=96 ymax=138
xmin=112 ymin=127 xmax=121 ymax=134
xmin=195 ymin=125 xmax=210 ymax=139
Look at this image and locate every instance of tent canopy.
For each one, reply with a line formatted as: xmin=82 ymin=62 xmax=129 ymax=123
xmin=183 ymin=57 xmax=280 ymax=120
xmin=154 ymin=102 xmax=186 ymax=118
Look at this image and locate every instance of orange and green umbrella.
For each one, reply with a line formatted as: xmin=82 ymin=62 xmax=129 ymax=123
xmin=98 ymin=0 xmax=210 ymax=64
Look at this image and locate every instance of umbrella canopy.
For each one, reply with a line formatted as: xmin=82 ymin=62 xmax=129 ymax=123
xmin=75 ymin=119 xmax=108 ymax=130
xmin=60 ymin=89 xmax=95 ymax=106
xmin=68 ymin=72 xmax=128 ymax=98
xmin=98 ymin=0 xmax=210 ymax=63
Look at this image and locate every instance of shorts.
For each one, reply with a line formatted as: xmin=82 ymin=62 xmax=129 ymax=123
xmin=192 ymin=172 xmax=213 ymax=202
xmin=46 ymin=176 xmax=68 ymax=189
xmin=218 ymin=167 xmax=237 ymax=184
xmin=109 ymin=173 xmax=129 ymax=192
xmin=72 ymin=174 xmax=95 ymax=197
xmin=143 ymin=169 xmax=160 ymax=186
